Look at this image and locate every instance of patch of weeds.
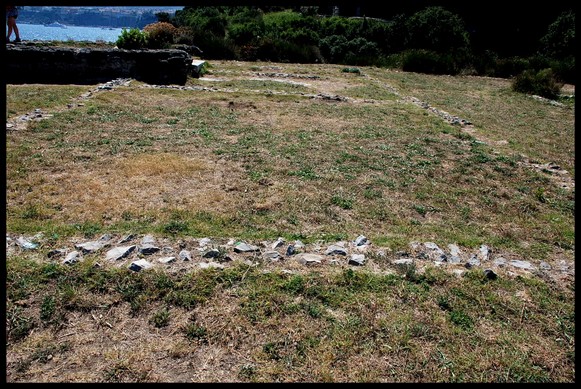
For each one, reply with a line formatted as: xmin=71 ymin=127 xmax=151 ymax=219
xmin=238 ymin=363 xmax=257 ymax=380
xmin=413 ymin=204 xmax=427 ymax=216
xmin=534 ymin=187 xmax=547 ymax=203
xmin=289 ymin=167 xmax=318 ymax=180
xmin=449 ymin=310 xmax=473 ymax=330
xmin=7 ymin=305 xmax=35 ymax=342
xmin=73 ymin=222 xmax=102 ymax=238
xmin=304 ymin=301 xmax=323 ymax=318
xmin=103 ymin=360 xmax=147 ymax=382
xmin=149 ymin=308 xmax=171 ymax=328
xmin=20 ymin=204 xmax=44 ymax=220
xmin=152 ymin=271 xmax=175 ymax=290
xmin=184 ymin=322 xmax=208 ymax=341
xmin=437 ymin=295 xmax=452 ymax=311
xmin=162 ymin=220 xmax=189 ymax=235
xmin=263 ymin=341 xmax=282 ymax=360
xmin=363 ymin=187 xmax=382 ymax=199
xmin=281 ymin=274 xmax=305 ymax=295
xmin=342 ymin=67 xmax=361 ymax=74
xmin=116 ymin=276 xmax=147 ymax=314
xmin=331 ymin=194 xmax=354 ymax=210
xmin=31 ymin=342 xmax=71 ymax=364
xmin=40 ymin=295 xmax=56 ymax=322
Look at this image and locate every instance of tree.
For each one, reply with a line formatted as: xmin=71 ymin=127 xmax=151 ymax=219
xmin=404 ymin=6 xmax=470 ymax=54
xmin=539 ymin=10 xmax=575 ymax=60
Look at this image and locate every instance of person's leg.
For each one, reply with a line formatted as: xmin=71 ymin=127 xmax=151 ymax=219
xmin=7 ymin=18 xmax=14 ymax=41
xmin=6 ymin=18 xmax=12 ymax=42
xmin=13 ymin=18 xmax=19 ymax=41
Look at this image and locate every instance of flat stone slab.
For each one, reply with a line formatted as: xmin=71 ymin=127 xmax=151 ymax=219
xmin=348 ymin=254 xmax=365 ymax=266
xmin=179 ymin=249 xmax=192 ymax=261
xmin=509 ymin=260 xmax=536 ymax=271
xmin=158 ymin=256 xmax=176 ymax=264
xmin=263 ymin=250 xmax=281 ymax=260
xmin=354 ymin=235 xmax=368 ymax=246
xmin=75 ymin=240 xmax=108 ymax=254
xmin=297 ymin=254 xmax=324 ymax=265
xmin=325 ymin=245 xmax=347 ymax=256
xmin=139 ymin=243 xmax=160 ymax=255
xmin=129 ymin=259 xmax=153 ymax=272
xmin=63 ymin=251 xmax=81 ymax=265
xmin=234 ymin=242 xmax=260 ymax=253
xmin=105 ymin=245 xmax=136 ymax=261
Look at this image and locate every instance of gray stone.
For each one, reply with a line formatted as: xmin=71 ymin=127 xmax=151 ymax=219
xmin=294 ymin=240 xmax=305 ymax=249
xmin=539 ymin=261 xmax=551 ymax=271
xmin=47 ymin=249 xmax=66 ymax=259
xmin=286 ymin=245 xmax=295 ymax=256
xmin=349 ymin=254 xmax=366 ymax=266
xmin=105 ymin=245 xmax=136 ymax=261
xmin=325 ymin=245 xmax=347 ymax=256
xmin=16 ymin=236 xmax=38 ymax=250
xmin=452 ymin=269 xmax=466 ymax=277
xmin=63 ymin=251 xmax=81 ymax=265
xmin=199 ymin=262 xmax=225 ymax=269
xmin=179 ymin=250 xmax=192 ymax=261
xmin=272 ymin=237 xmax=285 ymax=249
xmin=139 ymin=243 xmax=160 ymax=255
xmin=424 ymin=242 xmax=444 ymax=253
xmin=493 ymin=257 xmax=507 ymax=267
xmin=141 ymin=235 xmax=156 ymax=245
xmin=234 ymin=242 xmax=260 ymax=253
xmin=129 ymin=259 xmax=153 ymax=272
xmin=448 ymin=244 xmax=461 ymax=257
xmin=394 ymin=258 xmax=413 ymax=265
xmin=75 ymin=240 xmax=107 ymax=254
xmin=199 ymin=237 xmax=212 ymax=247
xmin=203 ymin=248 xmax=221 ymax=258
xmin=354 ymin=235 xmax=368 ymax=246
xmin=478 ymin=245 xmax=490 ymax=261
xmin=297 ymin=254 xmax=324 ymax=265
xmin=118 ymin=234 xmax=136 ymax=244
xmin=263 ymin=251 xmax=281 ymax=260
xmin=467 ymin=255 xmax=480 ymax=267
xmin=509 ymin=260 xmax=536 ymax=271
xmin=158 ymin=256 xmax=176 ymax=264
xmin=98 ymin=234 xmax=112 ymax=242
xmin=448 ymin=255 xmax=462 ymax=264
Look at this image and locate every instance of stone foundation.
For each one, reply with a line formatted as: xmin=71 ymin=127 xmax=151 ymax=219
xmin=5 ymin=44 xmax=192 ymax=85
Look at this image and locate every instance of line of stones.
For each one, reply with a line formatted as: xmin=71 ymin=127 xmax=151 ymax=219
xmin=7 ymin=233 xmax=557 ymax=281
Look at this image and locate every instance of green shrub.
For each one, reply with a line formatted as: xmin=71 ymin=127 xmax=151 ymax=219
xmin=116 ymin=28 xmax=148 ymax=50
xmin=401 ymin=49 xmax=458 ymax=75
xmin=494 ymin=56 xmax=530 ymax=78
xmin=511 ymin=68 xmax=563 ymax=99
xmin=404 ymin=6 xmax=470 ymax=53
xmin=143 ymin=22 xmax=178 ymax=49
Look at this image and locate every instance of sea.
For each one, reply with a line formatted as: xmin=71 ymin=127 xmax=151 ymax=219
xmin=11 ymin=22 xmax=128 ymax=43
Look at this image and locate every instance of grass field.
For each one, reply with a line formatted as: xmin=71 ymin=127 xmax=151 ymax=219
xmin=5 ymin=60 xmax=575 ymax=382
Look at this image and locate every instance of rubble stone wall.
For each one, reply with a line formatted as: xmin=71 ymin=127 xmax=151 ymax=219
xmin=5 ymin=45 xmax=192 ymax=85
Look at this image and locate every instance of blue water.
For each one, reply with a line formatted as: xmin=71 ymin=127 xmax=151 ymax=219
xmin=10 ymin=22 xmax=127 ymax=43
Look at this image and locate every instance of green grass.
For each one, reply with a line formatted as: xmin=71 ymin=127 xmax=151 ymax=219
xmin=5 ymin=258 xmax=574 ymax=382
xmin=5 ymin=59 xmax=574 ymax=382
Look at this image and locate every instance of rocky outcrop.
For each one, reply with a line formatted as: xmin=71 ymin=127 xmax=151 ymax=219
xmin=5 ymin=44 xmax=192 ymax=85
